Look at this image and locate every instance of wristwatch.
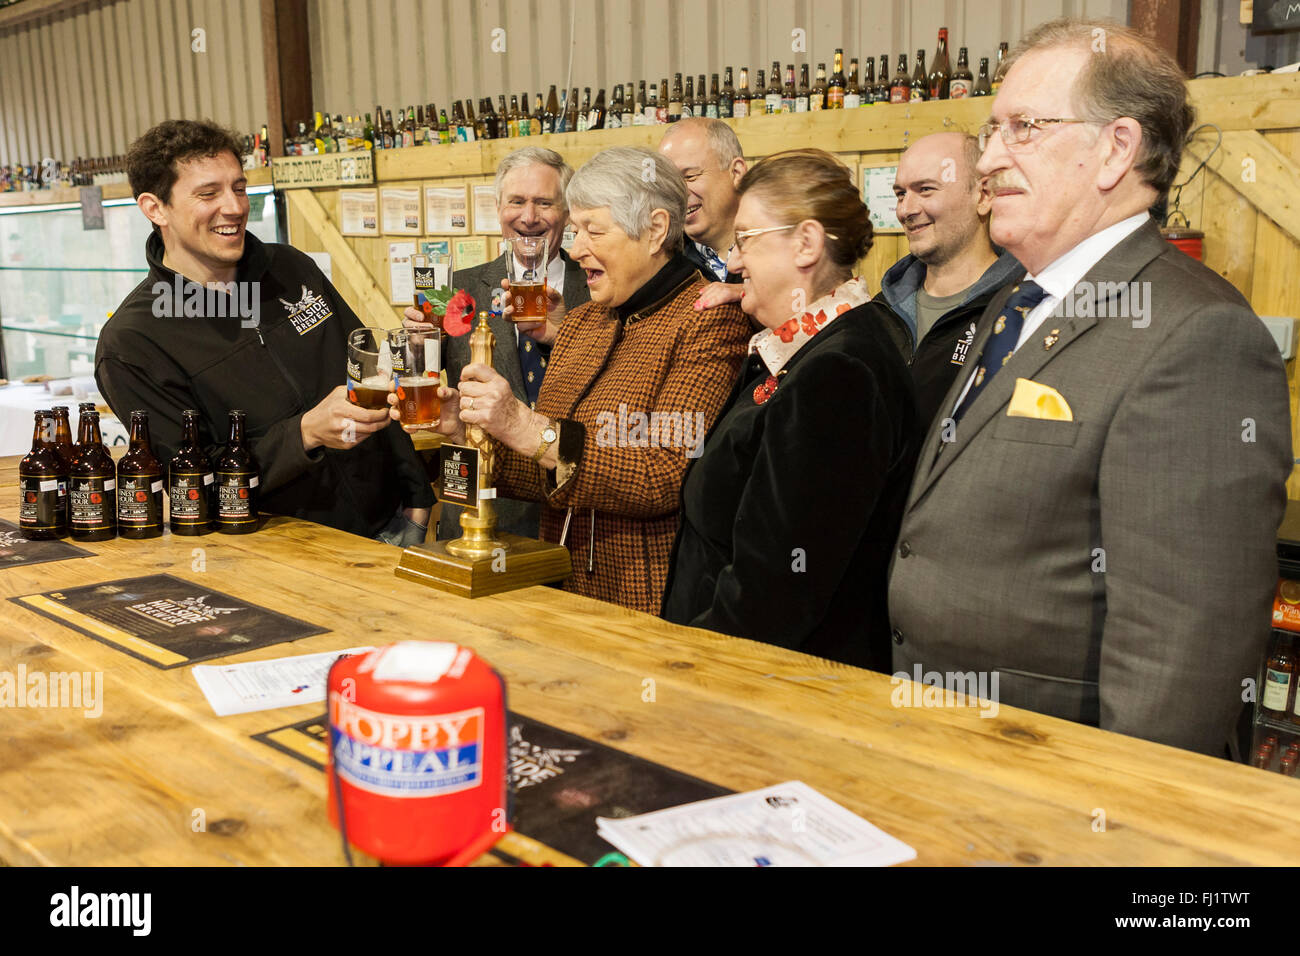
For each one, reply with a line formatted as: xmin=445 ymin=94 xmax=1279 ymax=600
xmin=531 ymin=419 xmax=559 ymax=463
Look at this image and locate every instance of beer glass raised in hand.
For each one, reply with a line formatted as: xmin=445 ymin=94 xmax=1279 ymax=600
xmin=347 ymin=329 xmax=393 ymax=409
xmin=505 ymin=236 xmax=549 ymax=322
xmin=387 ymin=328 xmax=441 ymax=431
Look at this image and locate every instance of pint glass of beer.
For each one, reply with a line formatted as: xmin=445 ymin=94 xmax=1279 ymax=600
xmin=505 ymin=236 xmax=549 ymax=322
xmin=387 ymin=328 xmax=441 ymax=431
xmin=347 ymin=329 xmax=393 ymax=409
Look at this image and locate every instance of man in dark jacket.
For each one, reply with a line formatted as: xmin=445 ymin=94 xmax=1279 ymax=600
xmin=875 ymin=132 xmax=1022 ymax=435
xmin=96 ymin=119 xmax=433 ymax=542
xmin=658 ymin=118 xmax=746 ymax=286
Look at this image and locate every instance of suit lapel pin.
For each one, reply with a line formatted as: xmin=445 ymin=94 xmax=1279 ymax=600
xmin=1043 ymin=328 xmax=1060 ymax=350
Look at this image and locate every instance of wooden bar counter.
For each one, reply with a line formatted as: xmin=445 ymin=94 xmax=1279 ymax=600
xmin=1 ymin=455 xmax=1298 ymax=866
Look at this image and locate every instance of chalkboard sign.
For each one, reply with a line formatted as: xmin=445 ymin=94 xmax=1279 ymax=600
xmin=1254 ymin=0 xmax=1300 ymax=34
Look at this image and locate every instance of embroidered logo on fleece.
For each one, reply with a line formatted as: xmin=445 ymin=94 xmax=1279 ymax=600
xmin=950 ymin=321 xmax=977 ymax=366
xmin=278 ymin=285 xmax=333 ymax=335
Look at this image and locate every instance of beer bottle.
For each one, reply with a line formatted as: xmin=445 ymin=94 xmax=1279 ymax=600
xmin=566 ymin=87 xmax=581 ymax=132
xmin=685 ymin=75 xmax=698 ymax=119
xmin=991 ymin=42 xmax=1010 ymax=93
xmin=497 ymin=95 xmax=511 ymax=138
xmin=734 ymin=67 xmax=750 ymax=118
xmin=588 ymin=88 xmax=607 ymax=131
xmin=382 ymin=110 xmax=396 ymax=149
xmin=607 ymin=85 xmax=624 ymax=129
xmin=519 ymin=93 xmax=532 ymax=137
xmin=576 ymin=89 xmax=591 ymax=132
xmin=51 ymin=406 xmax=75 ymax=472
xmin=466 ymin=99 xmax=480 ymax=141
xmin=973 ymin=57 xmax=993 ymax=97
xmin=810 ymin=63 xmax=827 ymax=110
xmin=544 ymin=85 xmax=560 ymax=133
xmin=657 ymin=79 xmax=668 ymax=124
xmin=828 ymin=50 xmax=846 ymax=108
xmin=168 ymin=410 xmax=212 ymax=537
xmin=910 ymin=50 xmax=929 ymax=102
xmin=475 ymin=99 xmax=489 ymax=140
xmin=449 ymin=101 xmax=464 ymax=142
xmin=216 ymin=410 xmax=260 ymax=535
xmin=1263 ymin=633 xmax=1297 ymax=719
xmin=620 ymin=82 xmax=635 ymax=128
xmin=18 ymin=411 xmax=66 ymax=540
xmin=890 ymin=54 xmax=911 ymax=104
xmin=844 ymin=57 xmax=862 ymax=109
xmin=930 ymin=28 xmax=951 ymax=100
xmin=69 ymin=409 xmax=116 ymax=542
xmin=875 ymin=53 xmax=891 ymax=103
xmin=765 ymin=62 xmax=782 ymax=114
xmin=411 ymin=106 xmax=425 ymax=146
xmin=117 ymin=410 xmax=163 ymax=539
xmin=794 ymin=64 xmax=810 ymax=112
xmin=702 ymin=73 xmax=718 ymax=119
xmin=950 ymin=47 xmax=974 ymax=99
xmin=75 ymin=401 xmax=96 ymax=458
xmin=532 ymin=92 xmax=545 ymax=135
xmin=402 ymin=106 xmax=416 ymax=147
xmin=719 ymin=67 xmax=734 ymax=117
xmin=783 ymin=64 xmax=797 ymax=114
xmin=669 ymin=74 xmax=684 ymax=122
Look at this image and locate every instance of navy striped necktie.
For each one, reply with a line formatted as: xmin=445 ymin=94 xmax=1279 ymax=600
xmin=955 ymin=280 xmax=1048 ymax=420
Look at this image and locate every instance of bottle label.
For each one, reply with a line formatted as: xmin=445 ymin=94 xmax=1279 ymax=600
xmin=217 ymin=471 xmax=258 ymax=524
xmin=991 ymin=80 xmax=1003 ymax=94
xmin=1263 ymin=667 xmax=1293 ymax=711
xmin=890 ymin=87 xmax=909 ymax=104
xmin=828 ymin=89 xmax=844 ymax=108
xmin=844 ymin=93 xmax=861 ymax=109
xmin=607 ymin=113 xmax=621 ymax=129
xmin=810 ymin=97 xmax=824 ymax=111
xmin=71 ymin=475 xmax=115 ymax=530
xmin=795 ymin=98 xmax=808 ymax=113
xmin=170 ymin=472 xmax=211 ymax=524
xmin=734 ymin=100 xmax=749 ymax=118
xmin=117 ymin=474 xmax=162 ymax=529
xmin=949 ymin=79 xmax=972 ymax=99
xmin=909 ymin=89 xmax=925 ymax=102
xmin=19 ymin=476 xmax=62 ymax=530
xmin=766 ymin=93 xmax=781 ymax=114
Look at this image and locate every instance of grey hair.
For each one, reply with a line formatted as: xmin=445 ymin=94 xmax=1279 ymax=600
xmin=493 ymin=146 xmax=574 ymax=208
xmin=566 ymin=146 xmax=686 ymax=252
xmin=1005 ymin=17 xmax=1194 ymax=195
xmin=661 ymin=116 xmax=744 ymax=168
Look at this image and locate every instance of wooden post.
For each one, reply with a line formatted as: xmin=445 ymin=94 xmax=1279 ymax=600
xmin=260 ymin=0 xmax=312 ymax=159
xmin=1131 ymin=0 xmax=1201 ymax=76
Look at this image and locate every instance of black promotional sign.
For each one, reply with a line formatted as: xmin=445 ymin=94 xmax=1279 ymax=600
xmin=436 ymin=443 xmax=479 ymax=507
xmin=0 ymin=519 xmax=91 ymax=569
xmin=11 ymin=574 xmax=329 ymax=668
xmin=254 ymin=711 xmax=731 ymax=865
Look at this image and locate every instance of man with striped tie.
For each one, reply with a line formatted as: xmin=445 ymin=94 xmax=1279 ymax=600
xmin=887 ymin=18 xmax=1292 ymax=757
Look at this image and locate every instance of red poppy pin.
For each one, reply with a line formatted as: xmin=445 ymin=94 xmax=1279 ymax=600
xmin=753 ymin=374 xmax=779 ymax=405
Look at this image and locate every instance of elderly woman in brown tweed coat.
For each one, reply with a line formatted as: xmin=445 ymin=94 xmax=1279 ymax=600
xmin=435 ymin=146 xmax=751 ymax=614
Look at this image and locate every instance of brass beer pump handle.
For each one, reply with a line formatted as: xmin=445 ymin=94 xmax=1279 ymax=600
xmin=466 ymin=311 xmax=496 ymax=484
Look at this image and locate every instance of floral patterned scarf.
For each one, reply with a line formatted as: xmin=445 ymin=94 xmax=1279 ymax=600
xmin=749 ymin=276 xmax=872 ymax=386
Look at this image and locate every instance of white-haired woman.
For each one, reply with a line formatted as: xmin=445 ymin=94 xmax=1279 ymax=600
xmin=409 ymin=147 xmax=751 ymax=614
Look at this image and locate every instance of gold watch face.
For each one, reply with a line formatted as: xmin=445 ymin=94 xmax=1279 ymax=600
xmin=542 ymin=427 xmax=557 ymax=443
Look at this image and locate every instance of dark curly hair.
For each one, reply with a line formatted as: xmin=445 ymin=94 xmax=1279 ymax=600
xmin=126 ymin=119 xmax=243 ymax=205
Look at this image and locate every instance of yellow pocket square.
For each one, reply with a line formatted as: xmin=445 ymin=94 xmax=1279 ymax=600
xmin=1007 ymin=378 xmax=1073 ymax=421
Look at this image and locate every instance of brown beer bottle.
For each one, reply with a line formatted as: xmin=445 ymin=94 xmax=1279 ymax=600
xmin=810 ymin=62 xmax=828 ymax=110
xmin=18 ymin=410 xmax=66 ymax=540
xmin=795 ymin=64 xmax=810 ymax=112
xmin=117 ymin=410 xmax=163 ymax=539
xmin=69 ymin=409 xmax=116 ymax=542
xmin=75 ymin=401 xmax=96 ymax=457
xmin=890 ymin=54 xmax=911 ymax=104
xmin=734 ymin=67 xmax=751 ymax=118
xmin=930 ymin=28 xmax=951 ymax=100
xmin=910 ymin=50 xmax=929 ymax=101
xmin=51 ymin=406 xmax=75 ymax=471
xmin=719 ymin=67 xmax=734 ymax=118
xmin=216 ymin=410 xmax=260 ymax=534
xmin=973 ymin=57 xmax=993 ymax=97
xmin=991 ymin=42 xmax=1010 ymax=93
xmin=169 ymin=410 xmax=213 ymax=536
xmin=828 ymin=50 xmax=846 ymax=108
xmin=544 ymin=85 xmax=560 ymax=133
xmin=668 ymin=74 xmax=683 ymax=122
xmin=949 ymin=47 xmax=974 ymax=99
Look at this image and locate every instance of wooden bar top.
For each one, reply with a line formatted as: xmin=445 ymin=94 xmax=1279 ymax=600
xmin=0 ymin=456 xmax=1298 ymax=865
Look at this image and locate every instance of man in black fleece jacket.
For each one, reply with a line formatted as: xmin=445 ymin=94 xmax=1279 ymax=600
xmin=95 ymin=120 xmax=432 ymax=541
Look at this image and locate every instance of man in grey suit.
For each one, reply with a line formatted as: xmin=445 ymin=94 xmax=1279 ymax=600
xmin=887 ymin=18 xmax=1293 ymax=757
xmin=408 ymin=146 xmax=590 ymax=539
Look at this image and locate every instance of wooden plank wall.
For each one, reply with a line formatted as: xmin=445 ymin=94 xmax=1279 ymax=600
xmin=287 ymin=72 xmax=1300 ymax=491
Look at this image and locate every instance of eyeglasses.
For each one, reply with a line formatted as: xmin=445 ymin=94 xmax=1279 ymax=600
xmin=733 ymin=223 xmax=838 ymax=254
xmin=977 ymin=116 xmax=1093 ymax=151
